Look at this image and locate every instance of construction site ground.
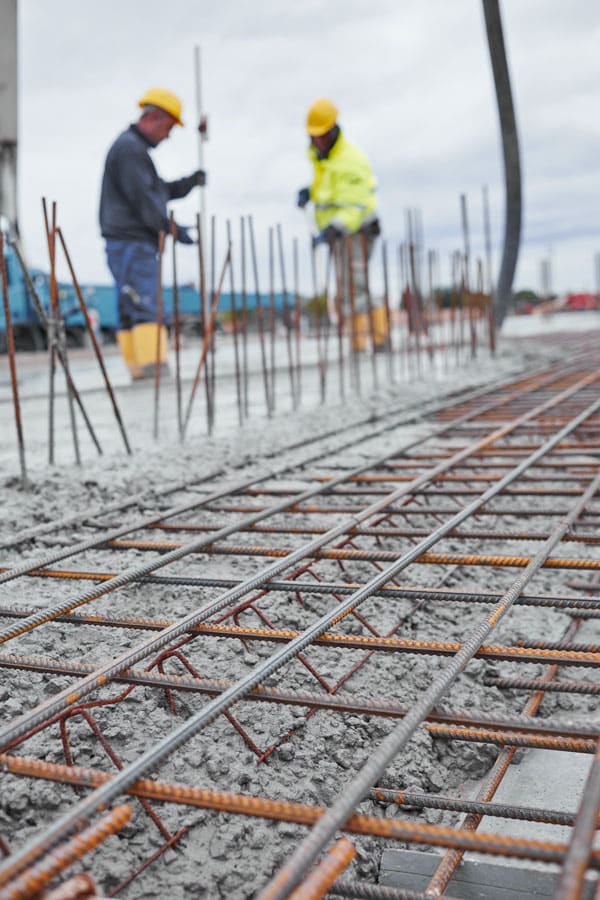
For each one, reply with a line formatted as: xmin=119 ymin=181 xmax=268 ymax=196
xmin=1 ymin=313 xmax=600 ymax=899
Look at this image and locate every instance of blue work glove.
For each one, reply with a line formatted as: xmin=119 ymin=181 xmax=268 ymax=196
xmin=193 ymin=169 xmax=207 ymax=187
xmin=296 ymin=187 xmax=310 ymax=208
xmin=176 ymin=225 xmax=195 ymax=245
xmin=312 ymin=225 xmax=341 ymax=249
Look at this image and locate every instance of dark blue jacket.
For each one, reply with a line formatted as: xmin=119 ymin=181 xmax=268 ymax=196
xmin=99 ymin=125 xmax=195 ymax=247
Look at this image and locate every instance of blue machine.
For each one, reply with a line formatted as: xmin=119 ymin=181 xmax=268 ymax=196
xmin=2 ymin=235 xmax=295 ymax=348
xmin=1 ymin=241 xmax=94 ymax=348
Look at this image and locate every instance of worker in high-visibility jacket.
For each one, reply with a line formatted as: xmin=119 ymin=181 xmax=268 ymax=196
xmin=297 ymin=98 xmax=387 ymax=352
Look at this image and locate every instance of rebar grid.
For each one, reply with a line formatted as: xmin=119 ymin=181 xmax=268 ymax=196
xmin=1 ymin=355 xmax=600 ymax=898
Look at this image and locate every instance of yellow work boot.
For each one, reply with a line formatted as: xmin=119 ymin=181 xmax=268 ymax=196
xmin=131 ymin=323 xmax=169 ymax=380
xmin=370 ymin=306 xmax=390 ymax=351
xmin=116 ymin=330 xmax=143 ymax=380
xmin=351 ymin=313 xmax=369 ymax=352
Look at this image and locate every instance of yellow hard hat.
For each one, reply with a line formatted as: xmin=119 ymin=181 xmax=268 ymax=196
xmin=138 ymin=88 xmax=184 ymax=126
xmin=306 ymin=98 xmax=338 ymax=136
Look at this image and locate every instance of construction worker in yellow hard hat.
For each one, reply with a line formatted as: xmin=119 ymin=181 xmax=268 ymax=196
xmin=99 ymin=88 xmax=207 ymax=379
xmin=297 ymin=98 xmax=387 ymax=353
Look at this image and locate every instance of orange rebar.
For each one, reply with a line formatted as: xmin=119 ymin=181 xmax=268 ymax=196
xmin=288 ymin=839 xmax=356 ymax=900
xmin=0 ymin=805 xmax=131 ymax=900
xmin=106 ymin=539 xmax=600 ymax=572
xmin=1 ymin=755 xmax=597 ymax=868
xmin=40 ymin=874 xmax=97 ymax=900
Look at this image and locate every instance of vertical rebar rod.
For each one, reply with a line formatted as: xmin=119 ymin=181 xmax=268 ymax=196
xmin=332 ymin=241 xmax=345 ymax=400
xmin=268 ymin=226 xmax=276 ymax=412
xmin=397 ymin=243 xmax=408 ymax=380
xmin=240 ymin=217 xmax=249 ymax=418
xmin=461 ymin=193 xmax=477 ymax=359
xmin=346 ymin=235 xmax=360 ymax=396
xmin=0 ymin=232 xmax=28 ymax=486
xmin=181 ymin=244 xmax=231 ymax=439
xmin=248 ymin=215 xmax=272 ymax=416
xmin=208 ymin=215 xmax=217 ymax=434
xmin=43 ymin=200 xmax=80 ymax=466
xmin=169 ymin=215 xmax=183 ymax=440
xmin=9 ymin=239 xmax=103 ymax=456
xmin=381 ymin=240 xmax=394 ymax=383
xmin=292 ymin=237 xmax=302 ymax=409
xmin=482 ymin=184 xmax=493 ymax=294
xmin=359 ymin=231 xmax=377 ymax=388
xmin=276 ymin=224 xmax=296 ymax=410
xmin=196 ymin=214 xmax=213 ymax=434
xmin=407 ymin=214 xmax=422 ymax=378
xmin=309 ymin=239 xmax=326 ymax=404
xmin=152 ymin=231 xmax=165 ymax=441
xmin=226 ymin=219 xmax=243 ymax=426
xmin=56 ymin=229 xmax=131 ymax=455
xmin=320 ymin=249 xmax=334 ymax=399
xmin=193 ymin=46 xmax=208 ymax=267
xmin=42 ymin=199 xmax=57 ymax=465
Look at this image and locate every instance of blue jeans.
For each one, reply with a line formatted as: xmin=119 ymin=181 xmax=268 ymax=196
xmin=105 ymin=240 xmax=158 ymax=329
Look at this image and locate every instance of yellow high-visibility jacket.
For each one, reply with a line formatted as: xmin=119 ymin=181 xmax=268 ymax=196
xmin=308 ymin=131 xmax=377 ymax=235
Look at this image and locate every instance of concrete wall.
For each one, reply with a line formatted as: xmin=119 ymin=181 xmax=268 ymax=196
xmin=0 ymin=0 xmax=18 ymax=231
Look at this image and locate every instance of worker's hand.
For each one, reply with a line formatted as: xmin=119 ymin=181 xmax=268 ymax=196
xmin=176 ymin=225 xmax=196 ymax=245
xmin=312 ymin=225 xmax=341 ymax=248
xmin=193 ymin=169 xmax=207 ymax=187
xmin=296 ymin=187 xmax=310 ymax=209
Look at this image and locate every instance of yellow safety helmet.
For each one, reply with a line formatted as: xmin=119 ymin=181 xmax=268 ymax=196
xmin=138 ymin=88 xmax=184 ymax=126
xmin=306 ymin=98 xmax=338 ymax=136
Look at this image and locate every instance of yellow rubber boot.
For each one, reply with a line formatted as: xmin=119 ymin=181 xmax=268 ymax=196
xmin=351 ymin=313 xmax=369 ymax=352
xmin=370 ymin=306 xmax=389 ymax=349
xmin=116 ymin=330 xmax=143 ymax=380
xmin=131 ymin=323 xmax=169 ymax=379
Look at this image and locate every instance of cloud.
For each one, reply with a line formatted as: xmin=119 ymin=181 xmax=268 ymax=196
xmin=12 ymin=0 xmax=600 ymax=293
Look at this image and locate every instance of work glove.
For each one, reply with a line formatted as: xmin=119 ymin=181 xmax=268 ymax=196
xmin=176 ymin=225 xmax=195 ymax=245
xmin=296 ymin=187 xmax=310 ymax=208
xmin=193 ymin=169 xmax=207 ymax=187
xmin=312 ymin=224 xmax=341 ymax=249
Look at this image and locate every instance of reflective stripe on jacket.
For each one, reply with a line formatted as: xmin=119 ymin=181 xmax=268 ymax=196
xmin=308 ymin=131 xmax=377 ymax=234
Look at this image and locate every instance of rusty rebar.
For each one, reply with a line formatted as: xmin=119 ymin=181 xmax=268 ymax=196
xmin=152 ymin=230 xmax=166 ymax=440
xmin=0 ymin=232 xmax=28 ymax=486
xmin=226 ymin=218 xmax=243 ymax=425
xmin=56 ymin=227 xmax=131 ymax=455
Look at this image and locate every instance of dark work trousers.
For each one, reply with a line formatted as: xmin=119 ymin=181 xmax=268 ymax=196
xmin=105 ymin=240 xmax=159 ymax=330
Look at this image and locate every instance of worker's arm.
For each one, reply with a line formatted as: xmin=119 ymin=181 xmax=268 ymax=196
xmin=165 ymin=170 xmax=207 ymax=200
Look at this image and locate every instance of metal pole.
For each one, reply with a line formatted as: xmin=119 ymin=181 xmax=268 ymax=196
xmin=208 ymin=215 xmax=217 ymax=434
xmin=482 ymin=184 xmax=493 ymax=294
xmin=268 ymin=226 xmax=276 ymax=411
xmin=169 ymin=215 xmax=183 ymax=440
xmin=195 ymin=213 xmax=213 ymax=434
xmin=152 ymin=231 xmax=165 ymax=440
xmin=382 ymin=240 xmax=394 ymax=382
xmin=182 ymin=245 xmax=231 ymax=439
xmin=240 ymin=217 xmax=249 ymax=418
xmin=56 ymin=228 xmax=131 ymax=455
xmin=9 ymin=238 xmax=102 ymax=455
xmin=193 ymin=46 xmax=208 ymax=270
xmin=292 ymin=237 xmax=302 ymax=408
xmin=248 ymin=215 xmax=272 ymax=416
xmin=482 ymin=0 xmax=522 ymax=326
xmin=276 ymin=223 xmax=296 ymax=409
xmin=0 ymin=231 xmax=27 ymax=485
xmin=332 ymin=241 xmax=345 ymax=400
xmin=226 ymin=219 xmax=243 ymax=426
xmin=309 ymin=239 xmax=325 ymax=403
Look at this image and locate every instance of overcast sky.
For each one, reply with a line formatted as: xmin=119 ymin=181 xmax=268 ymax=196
xmin=16 ymin=0 xmax=600 ymax=296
